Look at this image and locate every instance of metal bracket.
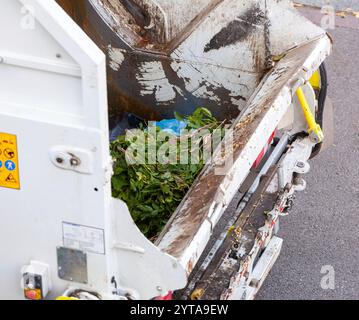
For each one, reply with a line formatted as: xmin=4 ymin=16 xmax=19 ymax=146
xmin=50 ymin=146 xmax=94 ymax=174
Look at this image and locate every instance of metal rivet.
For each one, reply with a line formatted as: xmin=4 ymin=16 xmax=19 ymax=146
xmin=56 ymin=157 xmax=64 ymax=164
xmin=156 ymin=286 xmax=162 ymax=292
xmin=70 ymin=158 xmax=81 ymax=166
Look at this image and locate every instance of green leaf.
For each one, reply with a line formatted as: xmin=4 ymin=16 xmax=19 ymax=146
xmin=110 ymin=107 xmax=221 ymax=240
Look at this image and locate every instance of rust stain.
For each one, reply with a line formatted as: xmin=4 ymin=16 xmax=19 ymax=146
xmin=119 ymin=0 xmax=151 ymax=30
xmin=187 ymin=260 xmax=194 ymax=275
xmin=56 ymin=0 xmax=88 ymax=25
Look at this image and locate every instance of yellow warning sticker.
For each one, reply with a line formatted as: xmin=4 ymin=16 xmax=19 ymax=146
xmin=0 ymin=133 xmax=20 ymax=190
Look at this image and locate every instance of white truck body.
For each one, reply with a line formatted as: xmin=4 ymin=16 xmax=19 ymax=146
xmin=0 ymin=0 xmax=331 ymax=300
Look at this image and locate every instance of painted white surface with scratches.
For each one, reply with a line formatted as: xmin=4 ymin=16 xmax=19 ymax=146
xmin=136 ymin=61 xmax=183 ymax=104
xmin=108 ymin=46 xmax=126 ymax=71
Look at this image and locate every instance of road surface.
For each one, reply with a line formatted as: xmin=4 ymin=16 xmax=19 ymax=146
xmin=297 ymin=0 xmax=359 ymax=10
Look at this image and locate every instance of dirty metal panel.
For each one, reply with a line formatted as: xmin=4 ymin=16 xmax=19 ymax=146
xmin=225 ymin=236 xmax=283 ymax=301
xmin=202 ymin=175 xmax=279 ymax=300
xmin=56 ymin=0 xmax=328 ymax=124
xmin=157 ymin=35 xmax=331 ymax=278
xmin=179 ymin=165 xmax=278 ymax=300
xmin=150 ymin=0 xmax=216 ymax=42
xmin=56 ymin=0 xmax=271 ymax=122
xmin=91 ymin=0 xmax=159 ymax=45
xmin=167 ymin=0 xmax=269 ymax=113
xmin=268 ymin=0 xmax=327 ymax=56
xmin=170 ymin=0 xmax=268 ymax=71
xmin=57 ymin=247 xmax=88 ymax=284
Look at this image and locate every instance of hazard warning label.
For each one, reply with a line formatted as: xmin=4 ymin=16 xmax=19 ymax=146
xmin=0 ymin=133 xmax=20 ymax=190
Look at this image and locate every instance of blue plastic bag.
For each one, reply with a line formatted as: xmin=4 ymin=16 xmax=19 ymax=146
xmin=156 ymin=119 xmax=188 ymax=136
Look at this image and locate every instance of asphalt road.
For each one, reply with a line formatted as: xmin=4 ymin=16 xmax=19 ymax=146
xmin=297 ymin=0 xmax=359 ymax=10
xmin=257 ymin=8 xmax=359 ymax=300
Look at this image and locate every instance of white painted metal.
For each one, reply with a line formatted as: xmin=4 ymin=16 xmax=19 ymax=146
xmin=169 ymin=0 xmax=325 ymax=109
xmin=279 ymin=82 xmax=317 ymax=131
xmin=277 ymin=138 xmax=314 ymax=192
xmin=0 ymin=0 xmax=185 ymax=300
xmin=228 ymin=237 xmax=284 ymax=301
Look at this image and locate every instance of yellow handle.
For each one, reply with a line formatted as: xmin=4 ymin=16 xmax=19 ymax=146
xmin=56 ymin=296 xmax=79 ymax=300
xmin=296 ymin=87 xmax=324 ymax=144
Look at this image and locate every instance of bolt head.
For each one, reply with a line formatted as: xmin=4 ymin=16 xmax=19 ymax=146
xmin=297 ymin=162 xmax=305 ymax=168
xmin=70 ymin=158 xmax=80 ymax=166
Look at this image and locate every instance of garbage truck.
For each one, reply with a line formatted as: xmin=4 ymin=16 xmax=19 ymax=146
xmin=0 ymin=0 xmax=333 ymax=300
